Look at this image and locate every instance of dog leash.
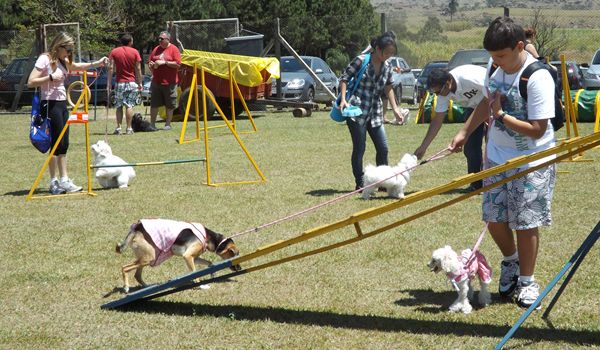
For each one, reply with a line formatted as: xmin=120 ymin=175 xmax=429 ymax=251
xmin=227 ymin=147 xmax=456 ymax=241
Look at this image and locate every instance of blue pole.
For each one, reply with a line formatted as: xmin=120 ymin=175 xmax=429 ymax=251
xmin=495 ymin=220 xmax=600 ymax=349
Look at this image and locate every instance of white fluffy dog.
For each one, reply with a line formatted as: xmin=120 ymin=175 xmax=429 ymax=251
xmin=362 ymin=153 xmax=418 ymax=199
xmin=90 ymin=140 xmax=136 ymax=188
xmin=428 ymin=245 xmax=493 ymax=314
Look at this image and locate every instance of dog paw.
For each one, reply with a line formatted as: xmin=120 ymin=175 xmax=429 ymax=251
xmin=123 ymin=286 xmax=130 ymax=294
xmin=198 ymin=284 xmax=210 ymax=290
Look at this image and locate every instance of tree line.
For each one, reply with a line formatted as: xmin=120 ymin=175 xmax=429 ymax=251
xmin=0 ymin=0 xmax=379 ymax=71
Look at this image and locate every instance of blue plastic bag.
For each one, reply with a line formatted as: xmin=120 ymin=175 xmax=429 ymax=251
xmin=330 ymin=54 xmax=371 ymax=122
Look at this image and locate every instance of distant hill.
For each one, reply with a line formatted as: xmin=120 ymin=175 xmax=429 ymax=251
xmin=371 ymin=0 xmax=600 ymax=13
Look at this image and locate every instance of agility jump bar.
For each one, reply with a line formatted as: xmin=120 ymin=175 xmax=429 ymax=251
xmin=101 ymin=133 xmax=600 ymax=310
xmin=90 ymin=158 xmax=205 ymax=168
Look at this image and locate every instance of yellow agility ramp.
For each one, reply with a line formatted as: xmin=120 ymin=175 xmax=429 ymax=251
xmin=102 ymin=132 xmax=600 ymax=310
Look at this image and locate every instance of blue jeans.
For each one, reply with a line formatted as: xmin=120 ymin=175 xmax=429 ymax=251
xmin=347 ymin=118 xmax=388 ymax=188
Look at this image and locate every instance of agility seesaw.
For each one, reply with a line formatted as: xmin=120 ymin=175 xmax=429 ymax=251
xmin=101 ymin=132 xmax=600 ymax=310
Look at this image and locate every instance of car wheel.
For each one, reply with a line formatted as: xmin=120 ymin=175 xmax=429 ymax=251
xmin=394 ymin=85 xmax=402 ymax=105
xmin=178 ymin=85 xmax=216 ymax=120
xmin=325 ymin=87 xmax=337 ymax=107
xmin=304 ymin=87 xmax=315 ymax=103
xmin=411 ymin=89 xmax=418 ymax=105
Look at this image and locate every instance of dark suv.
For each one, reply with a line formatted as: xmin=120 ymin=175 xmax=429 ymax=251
xmin=415 ymin=60 xmax=448 ymax=103
xmin=0 ymin=57 xmax=112 ymax=109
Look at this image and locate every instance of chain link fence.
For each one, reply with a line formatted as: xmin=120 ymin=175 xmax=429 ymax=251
xmin=2 ymin=8 xmax=600 ymax=110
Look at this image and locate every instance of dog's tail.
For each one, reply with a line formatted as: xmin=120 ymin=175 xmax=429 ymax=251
xmin=116 ymin=222 xmax=139 ymax=254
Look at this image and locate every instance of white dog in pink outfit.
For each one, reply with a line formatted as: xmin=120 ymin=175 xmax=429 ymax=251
xmin=428 ymin=245 xmax=493 ymax=314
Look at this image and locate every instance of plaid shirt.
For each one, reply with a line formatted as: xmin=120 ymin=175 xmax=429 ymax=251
xmin=340 ymin=54 xmax=395 ymax=127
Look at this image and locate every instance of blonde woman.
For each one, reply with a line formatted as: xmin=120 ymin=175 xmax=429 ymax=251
xmin=28 ymin=32 xmax=109 ymax=194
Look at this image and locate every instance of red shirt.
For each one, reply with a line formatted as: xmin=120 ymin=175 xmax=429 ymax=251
xmin=109 ymin=46 xmax=141 ymax=83
xmin=148 ymin=44 xmax=181 ymax=85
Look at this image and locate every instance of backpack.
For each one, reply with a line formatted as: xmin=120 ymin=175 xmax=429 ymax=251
xmin=489 ymin=60 xmax=564 ymax=131
xmin=29 ymin=91 xmax=52 ymax=153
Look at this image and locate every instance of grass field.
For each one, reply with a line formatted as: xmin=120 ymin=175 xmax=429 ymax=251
xmin=1 ymin=106 xmax=599 ymax=349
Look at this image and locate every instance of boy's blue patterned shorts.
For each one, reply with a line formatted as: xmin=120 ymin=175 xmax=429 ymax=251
xmin=482 ymin=160 xmax=556 ymax=230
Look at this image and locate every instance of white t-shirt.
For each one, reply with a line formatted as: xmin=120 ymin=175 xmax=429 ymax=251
xmin=484 ymin=54 xmax=556 ymax=167
xmin=435 ymin=65 xmax=486 ymax=112
xmin=34 ymin=54 xmax=68 ymax=101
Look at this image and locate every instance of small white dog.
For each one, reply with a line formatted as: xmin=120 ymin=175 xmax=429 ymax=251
xmin=90 ymin=140 xmax=136 ymax=188
xmin=362 ymin=153 xmax=418 ymax=199
xmin=428 ymin=245 xmax=493 ymax=314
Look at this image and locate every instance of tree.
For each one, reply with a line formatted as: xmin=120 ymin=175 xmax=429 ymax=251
xmin=448 ymin=0 xmax=458 ymax=22
xmin=528 ymin=8 xmax=568 ymax=61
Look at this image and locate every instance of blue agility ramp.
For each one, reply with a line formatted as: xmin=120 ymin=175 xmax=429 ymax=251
xmin=495 ymin=220 xmax=600 ymax=349
xmin=101 ymin=259 xmax=238 ymax=310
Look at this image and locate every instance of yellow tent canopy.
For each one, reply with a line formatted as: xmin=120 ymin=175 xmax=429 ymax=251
xmin=181 ymin=49 xmax=280 ymax=88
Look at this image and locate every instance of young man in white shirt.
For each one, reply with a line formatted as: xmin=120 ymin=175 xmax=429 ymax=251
xmin=414 ymin=65 xmax=487 ymax=191
xmin=449 ymin=16 xmax=556 ymax=309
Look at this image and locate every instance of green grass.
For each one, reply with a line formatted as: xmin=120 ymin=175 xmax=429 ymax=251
xmin=1 ymin=106 xmax=599 ymax=349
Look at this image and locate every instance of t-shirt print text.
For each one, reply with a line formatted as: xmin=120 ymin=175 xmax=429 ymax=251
xmin=463 ymin=89 xmax=478 ymax=99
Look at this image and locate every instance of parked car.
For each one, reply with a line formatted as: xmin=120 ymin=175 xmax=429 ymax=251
xmin=411 ymin=68 xmax=422 ymax=80
xmin=389 ymin=56 xmax=418 ymax=105
xmin=140 ymin=74 xmax=152 ymax=105
xmin=447 ymin=49 xmax=490 ymax=71
xmin=0 ymin=56 xmax=112 ymax=109
xmin=415 ymin=60 xmax=448 ymax=103
xmin=549 ymin=60 xmax=585 ymax=90
xmin=583 ymin=49 xmax=600 ymax=90
xmin=271 ymin=55 xmax=338 ymax=104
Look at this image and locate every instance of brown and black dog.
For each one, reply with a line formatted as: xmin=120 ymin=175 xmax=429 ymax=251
xmin=116 ymin=219 xmax=241 ymax=293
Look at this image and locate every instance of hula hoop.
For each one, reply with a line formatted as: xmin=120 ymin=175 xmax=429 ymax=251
xmin=67 ymin=80 xmax=91 ymax=108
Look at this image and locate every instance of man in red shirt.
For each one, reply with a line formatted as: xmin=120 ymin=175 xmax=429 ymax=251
xmin=108 ymin=33 xmax=143 ymax=135
xmin=148 ymin=31 xmax=181 ymax=130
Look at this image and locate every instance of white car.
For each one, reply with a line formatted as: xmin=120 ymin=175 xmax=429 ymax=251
xmin=583 ymin=49 xmax=600 ymax=89
xmin=389 ymin=56 xmax=418 ymax=105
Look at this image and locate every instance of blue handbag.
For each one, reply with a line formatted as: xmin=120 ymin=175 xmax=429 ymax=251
xmin=29 ymin=91 xmax=52 ymax=153
xmin=330 ymin=53 xmax=371 ymax=122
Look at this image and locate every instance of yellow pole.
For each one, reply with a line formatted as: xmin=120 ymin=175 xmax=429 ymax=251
xmin=179 ymin=66 xmax=198 ymax=144
xmin=201 ymin=67 xmax=213 ymax=186
xmin=193 ymin=65 xmax=201 ymax=141
xmin=594 ymin=91 xmax=600 ymax=133
xmin=233 ymin=76 xmax=257 ymax=132
xmin=228 ymin=61 xmax=236 ymax=130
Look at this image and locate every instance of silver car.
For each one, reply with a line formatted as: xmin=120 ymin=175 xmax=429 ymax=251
xmin=389 ymin=56 xmax=418 ymax=105
xmin=272 ymin=56 xmax=338 ymax=104
xmin=583 ymin=49 xmax=600 ymax=89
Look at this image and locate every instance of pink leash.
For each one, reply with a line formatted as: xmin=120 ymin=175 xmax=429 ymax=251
xmin=228 ymin=147 xmax=454 ymax=240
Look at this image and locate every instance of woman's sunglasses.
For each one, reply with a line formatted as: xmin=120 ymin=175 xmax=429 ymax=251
xmin=158 ymin=37 xmax=168 ymax=42
xmin=61 ymin=46 xmax=74 ymax=54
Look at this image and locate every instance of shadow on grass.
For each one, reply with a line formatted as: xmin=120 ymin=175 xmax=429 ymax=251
xmin=394 ymin=288 xmax=514 ymax=313
xmin=117 ymin=298 xmax=600 ymax=346
xmin=305 ymin=189 xmax=417 ymax=198
xmin=3 ymin=186 xmax=127 ymax=197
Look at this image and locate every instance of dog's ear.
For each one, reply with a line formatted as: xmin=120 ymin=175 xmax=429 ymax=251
xmin=439 ymin=246 xmax=460 ymax=273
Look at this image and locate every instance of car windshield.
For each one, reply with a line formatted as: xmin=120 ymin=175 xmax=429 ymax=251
xmin=593 ymin=51 xmax=600 ymax=65
xmin=281 ymin=58 xmax=312 ymax=72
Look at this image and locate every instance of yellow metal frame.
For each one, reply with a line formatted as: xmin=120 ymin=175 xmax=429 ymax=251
xmin=27 ymin=72 xmax=96 ymax=201
xmin=227 ymin=132 xmax=600 ymax=274
xmin=178 ymin=62 xmax=259 ymax=145
xmin=177 ymin=65 xmax=266 ymax=187
xmin=560 ymin=55 xmax=593 ymax=162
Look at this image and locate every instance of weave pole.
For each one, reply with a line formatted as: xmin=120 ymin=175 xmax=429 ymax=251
xmin=90 ymin=158 xmax=206 ymax=169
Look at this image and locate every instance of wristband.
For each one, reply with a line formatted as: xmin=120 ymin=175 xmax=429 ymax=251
xmin=497 ymin=111 xmax=506 ymax=122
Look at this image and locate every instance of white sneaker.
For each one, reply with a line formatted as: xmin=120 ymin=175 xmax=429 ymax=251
xmin=113 ymin=127 xmax=122 ymax=135
xmin=49 ymin=179 xmax=66 ymax=195
xmin=515 ymin=281 xmax=541 ymax=309
xmin=126 ymin=128 xmax=134 ymax=135
xmin=59 ymin=178 xmax=82 ymax=193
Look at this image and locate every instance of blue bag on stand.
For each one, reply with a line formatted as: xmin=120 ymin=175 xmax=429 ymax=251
xmin=29 ymin=91 xmax=52 ymax=153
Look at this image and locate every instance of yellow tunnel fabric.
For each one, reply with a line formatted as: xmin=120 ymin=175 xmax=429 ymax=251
xmin=181 ymin=49 xmax=280 ymax=87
